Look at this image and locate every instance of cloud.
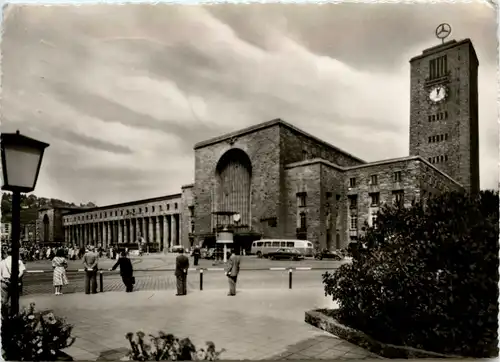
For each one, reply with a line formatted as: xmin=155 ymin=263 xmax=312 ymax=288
xmin=1 ymin=3 xmax=497 ymax=205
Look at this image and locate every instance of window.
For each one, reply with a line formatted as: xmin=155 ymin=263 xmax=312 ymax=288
xmin=297 ymin=192 xmax=307 ymax=207
xmin=432 ymin=115 xmax=436 ymax=121
xmin=139 ymin=208 xmax=142 ymax=213
xmin=350 ymin=215 xmax=358 ymax=230
xmin=268 ymin=218 xmax=277 ymax=227
xmin=286 ymin=242 xmax=294 ymax=247
xmin=256 ymin=242 xmax=263 ymax=247
xmin=299 ymin=212 xmax=307 ymax=229
xmin=159 ymin=205 xmax=163 ymax=211
xmin=428 ymin=136 xmax=431 ymax=143
xmin=393 ymin=191 xmax=404 ymax=207
xmin=302 ymin=150 xmax=308 ymax=160
xmin=445 ymin=133 xmax=448 ymax=140
xmin=280 ymin=242 xmax=286 ymax=247
xmin=326 ymin=192 xmax=332 ymax=199
xmin=370 ymin=193 xmax=380 ymax=207
xmin=272 ymin=241 xmax=280 ymax=247
xmin=167 ymin=204 xmax=170 ymax=210
xmin=349 ymin=195 xmax=358 ymax=209
xmin=440 ymin=135 xmax=444 ymax=141
xmin=264 ymin=242 xmax=271 ymax=247
xmin=175 ymin=203 xmax=178 ymax=209
xmin=336 ymin=194 xmax=341 ymax=201
xmin=445 ymin=155 xmax=448 ymax=162
xmin=145 ymin=207 xmax=148 ymax=212
xmin=370 ymin=175 xmax=378 ymax=185
xmin=429 ymin=55 xmax=448 ymax=80
xmin=440 ymin=155 xmax=444 ymax=162
xmin=120 ymin=211 xmax=123 ymax=215
xmin=428 ymin=115 xmax=432 ymax=122
xmin=394 ymin=171 xmax=402 ymax=182
xmin=428 ymin=158 xmax=432 ymax=163
xmin=349 ymin=178 xmax=356 ymax=187
xmin=445 ymin=111 xmax=448 ymax=119
xmin=152 ymin=206 xmax=155 ymax=212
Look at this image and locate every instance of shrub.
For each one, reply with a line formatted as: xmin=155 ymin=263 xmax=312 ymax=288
xmin=1 ymin=303 xmax=76 ymax=361
xmin=323 ymin=190 xmax=499 ymax=358
xmin=125 ymin=331 xmax=226 ymax=361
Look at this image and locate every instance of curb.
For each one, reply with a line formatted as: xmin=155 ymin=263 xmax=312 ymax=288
xmin=26 ymin=267 xmax=337 ymax=274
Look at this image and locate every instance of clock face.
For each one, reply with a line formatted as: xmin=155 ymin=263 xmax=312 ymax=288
xmin=429 ymin=85 xmax=447 ymax=103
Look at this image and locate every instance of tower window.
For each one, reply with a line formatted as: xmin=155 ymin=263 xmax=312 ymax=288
xmin=348 ymin=195 xmax=358 ymax=209
xmin=297 ymin=192 xmax=307 ymax=207
xmin=432 ymin=115 xmax=436 ymax=121
xmin=393 ymin=190 xmax=405 ymax=207
xmin=394 ymin=171 xmax=402 ymax=182
xmin=440 ymin=134 xmax=444 ymax=141
xmin=445 ymin=155 xmax=448 ymax=162
xmin=349 ymin=177 xmax=356 ymax=188
xmin=302 ymin=150 xmax=308 ymax=161
xmin=428 ymin=115 xmax=432 ymax=122
xmin=429 ymin=55 xmax=448 ymax=80
xmin=445 ymin=133 xmax=448 ymax=140
xmin=370 ymin=175 xmax=378 ymax=186
xmin=428 ymin=158 xmax=432 ymax=163
xmin=440 ymin=155 xmax=444 ymax=162
xmin=428 ymin=136 xmax=431 ymax=143
xmin=445 ymin=111 xmax=448 ymax=119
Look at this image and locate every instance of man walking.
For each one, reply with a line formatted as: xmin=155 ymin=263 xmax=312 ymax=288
xmin=83 ymin=245 xmax=99 ymax=294
xmin=0 ymin=248 xmax=26 ymax=307
xmin=192 ymin=246 xmax=201 ymax=266
xmin=175 ymin=248 xmax=189 ymax=296
xmin=225 ymin=249 xmax=241 ymax=296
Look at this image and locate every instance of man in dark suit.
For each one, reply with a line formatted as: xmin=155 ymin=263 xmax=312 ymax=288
xmin=82 ymin=245 xmax=99 ymax=294
xmin=175 ymin=248 xmax=189 ymax=296
xmin=109 ymin=251 xmax=134 ymax=292
xmin=225 ymin=249 xmax=241 ymax=296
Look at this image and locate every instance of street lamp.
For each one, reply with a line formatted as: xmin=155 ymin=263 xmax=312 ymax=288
xmin=1 ymin=130 xmax=49 ymax=316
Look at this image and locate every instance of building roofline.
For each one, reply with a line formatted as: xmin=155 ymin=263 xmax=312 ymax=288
xmin=410 ymin=38 xmax=477 ymax=63
xmin=415 ymin=156 xmax=464 ymax=188
xmin=181 ymin=183 xmax=194 ymax=189
xmin=194 ymin=118 xmax=365 ymax=164
xmin=63 ymin=193 xmax=182 ymax=215
xmin=285 ymin=158 xmax=345 ymax=171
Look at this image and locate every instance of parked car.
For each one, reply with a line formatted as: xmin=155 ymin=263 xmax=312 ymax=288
xmin=314 ymin=249 xmax=343 ymax=261
xmin=267 ymin=248 xmax=305 ymax=261
xmin=171 ymin=245 xmax=185 ymax=253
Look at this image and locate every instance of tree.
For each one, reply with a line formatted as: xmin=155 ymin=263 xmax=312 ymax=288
xmin=323 ymin=190 xmax=499 ymax=357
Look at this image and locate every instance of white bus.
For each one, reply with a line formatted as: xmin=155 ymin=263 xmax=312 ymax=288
xmin=251 ymin=239 xmax=314 ymax=258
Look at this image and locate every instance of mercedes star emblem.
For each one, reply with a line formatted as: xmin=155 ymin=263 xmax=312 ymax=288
xmin=435 ymin=23 xmax=452 ymax=43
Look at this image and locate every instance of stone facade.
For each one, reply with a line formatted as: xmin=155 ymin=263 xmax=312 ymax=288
xmin=409 ymin=39 xmax=479 ymax=194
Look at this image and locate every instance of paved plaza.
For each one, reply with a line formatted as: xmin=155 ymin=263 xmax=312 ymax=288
xmin=20 ymin=288 xmax=380 ymax=360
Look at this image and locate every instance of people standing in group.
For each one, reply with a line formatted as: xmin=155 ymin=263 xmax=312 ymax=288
xmin=225 ymin=249 xmax=241 ymax=296
xmin=0 ymin=248 xmax=26 ymax=307
xmin=109 ymin=251 xmax=134 ymax=292
xmin=82 ymin=245 xmax=99 ymax=295
xmin=175 ymin=249 xmax=189 ymax=296
xmin=52 ymin=248 xmax=69 ymax=295
xmin=192 ymin=246 xmax=201 ymax=266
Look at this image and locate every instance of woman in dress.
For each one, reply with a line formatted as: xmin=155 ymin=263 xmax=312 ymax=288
xmin=52 ymin=248 xmax=69 ymax=295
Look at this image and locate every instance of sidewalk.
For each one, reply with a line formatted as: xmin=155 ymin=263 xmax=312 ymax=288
xmin=20 ymin=288 xmax=380 ymax=360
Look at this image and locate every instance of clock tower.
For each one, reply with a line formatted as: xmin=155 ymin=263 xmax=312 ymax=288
xmin=408 ymin=26 xmax=479 ymax=194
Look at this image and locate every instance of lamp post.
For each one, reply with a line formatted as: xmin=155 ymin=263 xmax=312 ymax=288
xmin=1 ymin=130 xmax=49 ymax=316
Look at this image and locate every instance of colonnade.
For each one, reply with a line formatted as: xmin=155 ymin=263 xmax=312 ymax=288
xmin=63 ymin=214 xmax=180 ymax=251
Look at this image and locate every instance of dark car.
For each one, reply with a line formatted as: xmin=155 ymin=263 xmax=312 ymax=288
xmin=267 ymin=248 xmax=304 ymax=261
xmin=314 ymin=249 xmax=343 ymax=261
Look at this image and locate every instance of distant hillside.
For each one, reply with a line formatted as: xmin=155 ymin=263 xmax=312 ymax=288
xmin=1 ymin=193 xmax=97 ymax=226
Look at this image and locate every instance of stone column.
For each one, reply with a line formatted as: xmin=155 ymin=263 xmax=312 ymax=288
xmin=118 ymin=221 xmax=123 ymax=243
xmin=172 ymin=215 xmax=178 ymax=245
xmin=163 ymin=215 xmax=170 ymax=252
xmin=155 ymin=217 xmax=160 ymax=246
xmin=148 ymin=217 xmax=154 ymax=244
xmin=130 ymin=219 xmax=134 ymax=243
xmin=102 ymin=222 xmax=107 ymax=248
xmin=142 ymin=218 xmax=147 ymax=240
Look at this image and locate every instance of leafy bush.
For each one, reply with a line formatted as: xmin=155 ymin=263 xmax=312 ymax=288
xmin=323 ymin=190 xmax=499 ymax=358
xmin=125 ymin=331 xmax=225 ymax=361
xmin=1 ymin=303 xmax=76 ymax=361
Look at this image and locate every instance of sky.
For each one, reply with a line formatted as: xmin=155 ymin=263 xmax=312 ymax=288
xmin=1 ymin=2 xmax=498 ymax=206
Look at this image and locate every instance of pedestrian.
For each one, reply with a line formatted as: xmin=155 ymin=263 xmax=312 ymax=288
xmin=192 ymin=246 xmax=201 ymax=266
xmin=82 ymin=245 xmax=99 ymax=295
xmin=0 ymin=248 xmax=26 ymax=307
xmin=52 ymin=248 xmax=69 ymax=295
xmin=109 ymin=251 xmax=134 ymax=292
xmin=175 ymin=248 xmax=189 ymax=296
xmin=225 ymin=249 xmax=241 ymax=296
